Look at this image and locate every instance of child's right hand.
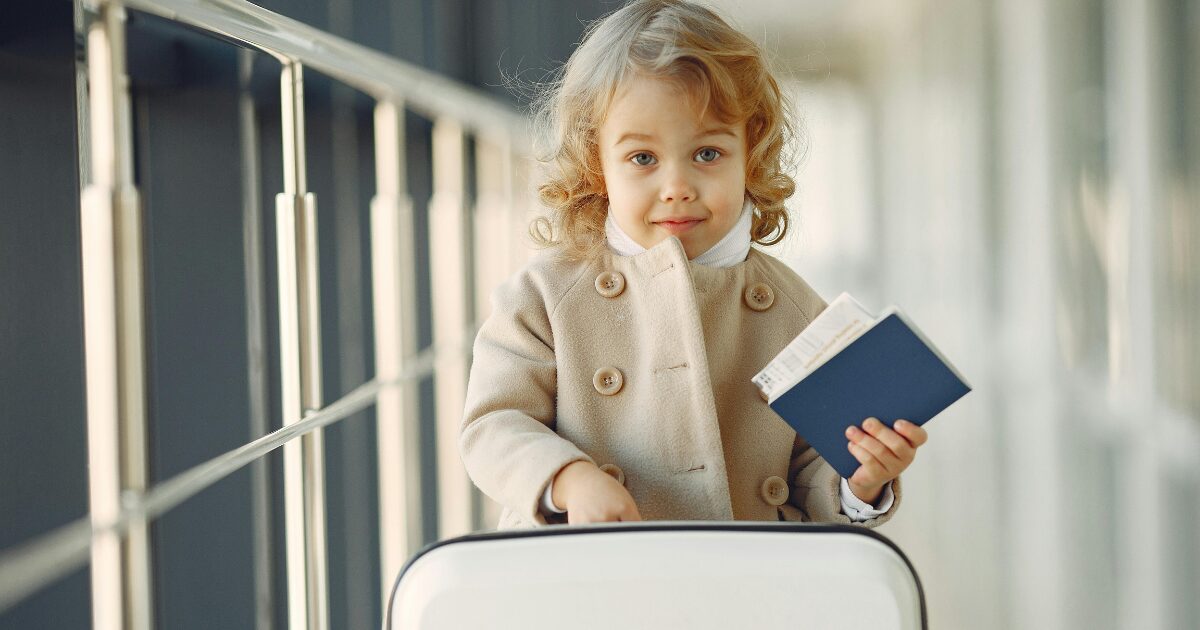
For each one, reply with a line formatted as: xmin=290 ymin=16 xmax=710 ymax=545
xmin=551 ymin=461 xmax=643 ymax=524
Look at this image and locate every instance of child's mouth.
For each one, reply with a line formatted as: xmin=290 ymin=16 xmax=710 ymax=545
xmin=655 ymin=219 xmax=703 ymax=235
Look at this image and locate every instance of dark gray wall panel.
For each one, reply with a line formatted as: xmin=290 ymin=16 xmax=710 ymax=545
xmin=126 ymin=15 xmax=258 ymax=628
xmin=0 ymin=2 xmax=91 ymax=627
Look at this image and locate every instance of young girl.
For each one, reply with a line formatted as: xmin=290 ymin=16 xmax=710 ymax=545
xmin=460 ymin=0 xmax=928 ymax=529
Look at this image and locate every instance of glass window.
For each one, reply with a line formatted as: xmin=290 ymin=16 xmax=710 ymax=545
xmin=1155 ymin=0 xmax=1200 ymax=417
xmin=1051 ymin=0 xmax=1112 ymax=375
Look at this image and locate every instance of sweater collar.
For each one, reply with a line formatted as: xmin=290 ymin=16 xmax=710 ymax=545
xmin=604 ymin=198 xmax=754 ymax=269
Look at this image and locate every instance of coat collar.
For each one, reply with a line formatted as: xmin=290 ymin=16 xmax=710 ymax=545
xmin=602 ymin=235 xmax=701 ymax=283
xmin=603 ymin=199 xmax=755 ymax=268
xmin=603 ymin=235 xmax=763 ymax=291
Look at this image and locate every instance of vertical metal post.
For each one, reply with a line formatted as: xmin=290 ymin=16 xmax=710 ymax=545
xmin=80 ymin=4 xmax=153 ymax=629
xmin=470 ymin=132 xmax=512 ymax=530
xmin=429 ymin=118 xmax=475 ymax=539
xmin=370 ymin=100 xmax=424 ymax=607
xmin=237 ymin=48 xmax=275 ymax=630
xmin=472 ymin=132 xmax=514 ymax=317
xmin=275 ymin=60 xmax=329 ymax=630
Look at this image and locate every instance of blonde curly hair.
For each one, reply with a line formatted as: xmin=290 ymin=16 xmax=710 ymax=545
xmin=530 ymin=0 xmax=802 ymax=261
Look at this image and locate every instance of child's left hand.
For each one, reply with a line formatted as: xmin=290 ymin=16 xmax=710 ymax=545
xmin=845 ymin=417 xmax=928 ymax=505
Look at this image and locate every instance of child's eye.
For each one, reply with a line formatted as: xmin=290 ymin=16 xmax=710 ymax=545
xmin=695 ymin=148 xmax=722 ymax=163
xmin=630 ymin=152 xmax=657 ymax=166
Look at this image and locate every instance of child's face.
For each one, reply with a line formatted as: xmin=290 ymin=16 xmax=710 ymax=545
xmin=597 ymin=76 xmax=747 ymax=260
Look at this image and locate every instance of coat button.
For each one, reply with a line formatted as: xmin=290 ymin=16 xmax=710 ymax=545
xmin=599 ymin=463 xmax=626 ymax=486
xmin=594 ymin=271 xmax=626 ymax=298
xmin=744 ymin=283 xmax=775 ymax=311
xmin=760 ymin=475 xmax=790 ymax=506
xmin=592 ymin=366 xmax=624 ymax=395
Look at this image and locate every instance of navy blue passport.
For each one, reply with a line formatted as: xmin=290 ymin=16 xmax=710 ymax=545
xmin=765 ymin=310 xmax=972 ymax=480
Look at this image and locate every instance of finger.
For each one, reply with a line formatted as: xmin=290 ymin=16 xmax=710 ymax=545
xmin=577 ymin=504 xmax=624 ymax=524
xmin=861 ymin=418 xmax=916 ymax=463
xmin=619 ymin=487 xmax=642 ymax=521
xmin=847 ymin=441 xmax=889 ymax=485
xmin=844 ymin=436 xmax=892 ymax=477
xmin=598 ymin=509 xmax=624 ymax=523
xmin=621 ymin=501 xmax=643 ymax=522
xmin=895 ymin=419 xmax=928 ymax=447
xmin=571 ymin=511 xmax=601 ymax=525
xmin=846 ymin=425 xmax=902 ymax=475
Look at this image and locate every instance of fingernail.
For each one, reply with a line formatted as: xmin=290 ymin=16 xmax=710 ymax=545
xmin=897 ymin=420 xmax=909 ymax=429
xmin=845 ymin=427 xmax=857 ymax=437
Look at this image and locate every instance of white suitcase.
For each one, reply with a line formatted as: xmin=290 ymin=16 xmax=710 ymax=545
xmin=385 ymin=522 xmax=927 ymax=629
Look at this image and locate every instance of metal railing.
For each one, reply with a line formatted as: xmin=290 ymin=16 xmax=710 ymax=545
xmin=0 ymin=0 xmax=536 ymax=628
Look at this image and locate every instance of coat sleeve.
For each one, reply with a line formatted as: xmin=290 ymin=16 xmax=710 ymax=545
xmin=779 ymin=434 xmax=903 ymax=528
xmin=459 ymin=268 xmax=594 ymax=527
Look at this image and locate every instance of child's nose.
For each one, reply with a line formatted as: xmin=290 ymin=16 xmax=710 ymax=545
xmin=659 ymin=171 xmax=697 ymax=203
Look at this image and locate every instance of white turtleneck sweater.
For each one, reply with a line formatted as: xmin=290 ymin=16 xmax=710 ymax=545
xmin=541 ymin=201 xmax=895 ymax=522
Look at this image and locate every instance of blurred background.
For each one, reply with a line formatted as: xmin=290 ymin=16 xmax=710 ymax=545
xmin=1 ymin=0 xmax=1196 ymax=628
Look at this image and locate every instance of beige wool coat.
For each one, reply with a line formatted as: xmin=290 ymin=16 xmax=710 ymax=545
xmin=459 ymin=235 xmax=902 ymax=530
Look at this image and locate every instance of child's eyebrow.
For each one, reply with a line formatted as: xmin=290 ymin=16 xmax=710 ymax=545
xmin=695 ymin=127 xmax=739 ymax=140
xmin=612 ymin=128 xmax=738 ymax=146
xmin=613 ymin=132 xmax=655 ymax=146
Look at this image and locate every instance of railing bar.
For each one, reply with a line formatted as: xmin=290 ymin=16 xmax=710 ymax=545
xmin=0 ymin=375 xmax=378 ymax=620
xmin=276 ymin=56 xmax=330 ymax=630
xmin=142 ymin=385 xmax=373 ymax=523
xmin=0 ymin=520 xmax=93 ymax=615
xmin=274 ymin=61 xmax=310 ymax=630
xmin=280 ymin=62 xmax=306 ymax=197
xmin=81 ymin=3 xmax=153 ymax=628
xmin=471 ymin=134 xmax=514 ymax=529
xmin=237 ymin=46 xmax=275 ymax=630
xmin=0 ymin=338 xmax=467 ymax=612
xmin=371 ymin=99 xmax=424 ymax=613
xmin=118 ymin=0 xmax=528 ymax=140
xmin=430 ymin=118 xmax=476 ymax=539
